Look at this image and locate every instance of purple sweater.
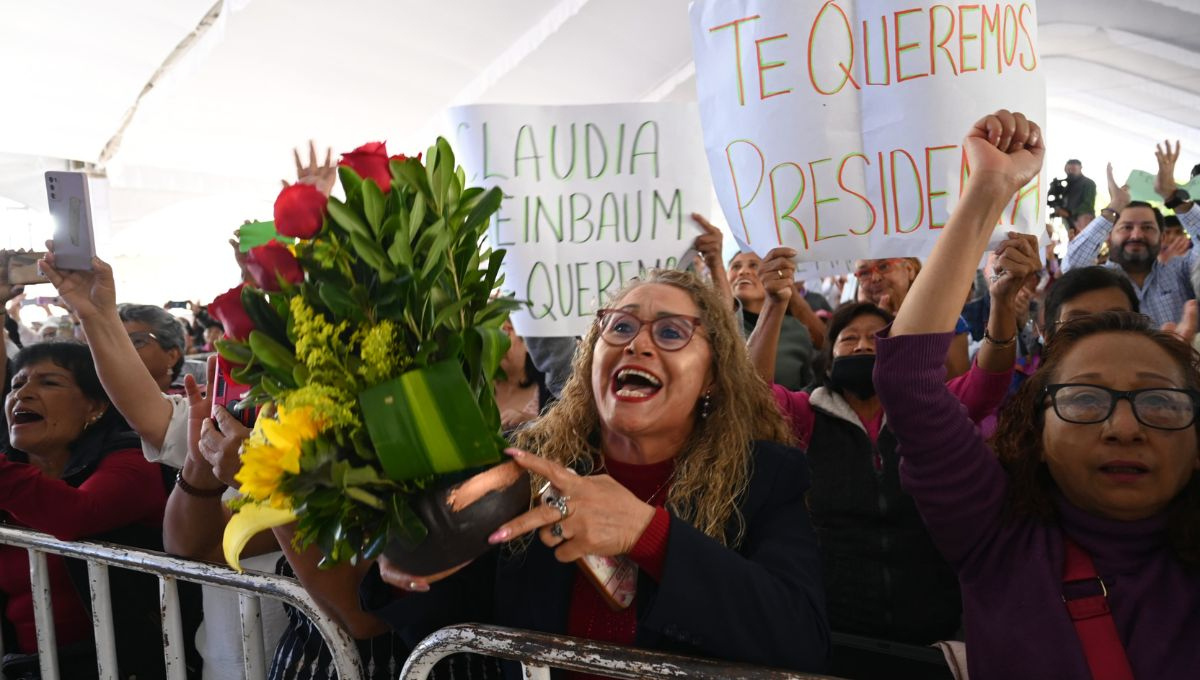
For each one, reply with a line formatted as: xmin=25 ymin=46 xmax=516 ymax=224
xmin=875 ymin=331 xmax=1200 ymax=680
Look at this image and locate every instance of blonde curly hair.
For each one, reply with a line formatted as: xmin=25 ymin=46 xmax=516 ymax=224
xmin=512 ymin=269 xmax=795 ymax=546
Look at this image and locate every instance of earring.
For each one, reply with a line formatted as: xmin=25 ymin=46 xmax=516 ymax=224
xmin=699 ymin=390 xmax=712 ymax=419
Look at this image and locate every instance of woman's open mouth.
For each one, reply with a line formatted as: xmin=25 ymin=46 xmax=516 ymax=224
xmin=612 ymin=367 xmax=663 ymax=401
xmin=10 ymin=410 xmax=44 ymax=426
xmin=1099 ymin=460 xmax=1150 ymax=483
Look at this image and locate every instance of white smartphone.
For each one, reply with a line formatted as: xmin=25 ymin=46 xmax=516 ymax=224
xmin=45 ymin=171 xmax=96 ymax=271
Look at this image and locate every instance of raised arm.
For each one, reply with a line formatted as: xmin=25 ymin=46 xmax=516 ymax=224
xmin=1063 ymin=164 xmax=1129 ymax=272
xmin=692 ymin=213 xmax=733 ymax=307
xmin=746 ymin=248 xmax=798 ymax=383
xmin=38 ymin=254 xmax=174 ymax=450
xmin=787 ymin=286 xmax=825 ymax=351
xmin=892 ymin=110 xmax=1045 ymax=337
xmin=975 ymin=233 xmax=1041 ymax=372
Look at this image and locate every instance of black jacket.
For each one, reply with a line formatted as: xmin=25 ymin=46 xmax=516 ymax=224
xmin=805 ymin=388 xmax=961 ymax=644
xmin=361 ymin=440 xmax=830 ymax=677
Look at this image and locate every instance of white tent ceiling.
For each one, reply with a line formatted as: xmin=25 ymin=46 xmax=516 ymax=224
xmin=1 ymin=0 xmax=1199 ymax=301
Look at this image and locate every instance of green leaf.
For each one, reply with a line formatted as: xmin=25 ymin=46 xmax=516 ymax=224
xmin=237 ymin=221 xmax=288 ymax=252
xmin=248 ymin=330 xmax=297 ymax=373
xmin=409 ymin=194 xmax=427 ymax=233
xmin=379 ymin=214 xmax=401 ymax=241
xmin=349 ymin=232 xmax=389 ymax=272
xmin=318 ymin=282 xmax=359 ymax=320
xmin=391 ymin=159 xmax=433 ymax=204
xmin=326 ymin=197 xmax=372 ymax=241
xmin=338 ymin=166 xmax=364 ymax=195
xmin=241 ymin=287 xmax=288 ymax=342
xmin=473 ymin=325 xmax=510 ymax=381
xmin=464 ymin=186 xmax=503 ymax=234
xmin=345 ymin=487 xmax=386 ymax=510
xmin=362 ymin=178 xmax=385 ymax=235
xmin=386 ymin=232 xmax=413 ymax=268
xmin=214 ymin=339 xmax=253 ymax=365
xmin=432 ymin=298 xmax=470 ymax=331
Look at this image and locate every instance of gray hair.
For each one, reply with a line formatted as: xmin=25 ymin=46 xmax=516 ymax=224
xmin=117 ymin=304 xmax=186 ymax=380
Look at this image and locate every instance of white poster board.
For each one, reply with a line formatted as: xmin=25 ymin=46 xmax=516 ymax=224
xmin=451 ymin=103 xmax=713 ymax=336
xmin=690 ymin=0 xmax=1046 ymax=261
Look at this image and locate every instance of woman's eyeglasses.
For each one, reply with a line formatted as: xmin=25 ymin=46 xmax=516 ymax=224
xmin=596 ymin=309 xmax=702 ymax=352
xmin=1043 ymin=383 xmax=1200 ymax=431
xmin=853 ymin=259 xmax=902 ymax=281
xmin=128 ymin=331 xmax=162 ymax=350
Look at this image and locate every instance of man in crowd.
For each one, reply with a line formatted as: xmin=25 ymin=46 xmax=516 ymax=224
xmin=1064 ymin=141 xmax=1200 ymax=328
xmin=1055 ymin=159 xmax=1097 ymax=233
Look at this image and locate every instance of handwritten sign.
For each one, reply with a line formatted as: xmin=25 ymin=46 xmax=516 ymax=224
xmin=690 ymin=0 xmax=1046 ymax=261
xmin=451 ymin=104 xmax=712 ymax=336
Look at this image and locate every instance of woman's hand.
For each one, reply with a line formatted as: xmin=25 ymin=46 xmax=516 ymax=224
xmin=760 ymin=247 xmax=797 ymax=304
xmin=376 ymin=557 xmax=471 ymax=593
xmin=692 ymin=213 xmax=724 ymax=267
xmin=37 ymin=245 xmax=117 ymax=322
xmin=489 ymin=449 xmax=656 ymax=563
xmin=963 ymin=109 xmax=1044 ymax=194
xmin=199 ymin=408 xmax=249 ymax=488
xmin=989 ymin=232 xmax=1041 ymax=307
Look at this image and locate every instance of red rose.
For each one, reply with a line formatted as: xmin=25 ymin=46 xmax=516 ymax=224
xmin=209 ymin=284 xmax=255 ymax=342
xmin=340 ymin=141 xmax=392 ymax=193
xmin=388 ymin=152 xmax=421 ymax=164
xmin=245 ymin=241 xmax=304 ymax=292
xmin=274 ymin=183 xmax=327 ymax=239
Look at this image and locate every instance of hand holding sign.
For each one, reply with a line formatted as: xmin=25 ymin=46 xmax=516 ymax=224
xmin=760 ymin=247 xmax=797 ymax=304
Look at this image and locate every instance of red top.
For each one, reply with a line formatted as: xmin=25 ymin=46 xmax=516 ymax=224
xmin=567 ymin=455 xmax=673 ymax=680
xmin=0 ymin=449 xmax=167 ymax=652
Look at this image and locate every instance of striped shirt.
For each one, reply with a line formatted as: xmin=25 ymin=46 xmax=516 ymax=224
xmin=1063 ymin=204 xmax=1200 ymax=327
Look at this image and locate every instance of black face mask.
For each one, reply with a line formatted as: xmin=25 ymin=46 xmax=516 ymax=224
xmin=829 ymin=354 xmax=877 ymax=400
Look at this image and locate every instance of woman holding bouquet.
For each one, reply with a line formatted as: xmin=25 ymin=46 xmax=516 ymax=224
xmin=363 ymin=269 xmax=830 ymax=675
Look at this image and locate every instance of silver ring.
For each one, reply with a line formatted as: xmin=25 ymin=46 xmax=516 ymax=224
xmin=778 ymin=270 xmax=785 ymax=279
xmin=551 ymin=523 xmax=564 ymax=538
xmin=548 ymin=495 xmax=570 ymax=519
xmin=407 ymin=580 xmax=419 ymax=590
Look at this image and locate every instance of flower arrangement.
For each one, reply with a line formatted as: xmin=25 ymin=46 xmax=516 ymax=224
xmin=210 ymin=139 xmax=521 ymax=569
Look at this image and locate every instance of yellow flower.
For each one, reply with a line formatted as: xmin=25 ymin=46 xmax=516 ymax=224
xmin=359 ymin=321 xmax=400 ymax=383
xmin=235 ymin=405 xmax=322 ymax=508
xmin=282 ymin=384 xmax=359 ymax=432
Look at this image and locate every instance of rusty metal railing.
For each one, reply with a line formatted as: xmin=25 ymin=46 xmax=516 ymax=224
xmin=0 ymin=524 xmax=363 ymax=680
xmin=400 ymin=624 xmax=844 ymax=680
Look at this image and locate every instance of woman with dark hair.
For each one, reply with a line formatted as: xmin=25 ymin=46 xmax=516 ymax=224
xmin=880 ymin=109 xmax=1200 ymax=678
xmin=495 ymin=319 xmax=551 ymax=431
xmin=0 ymin=342 xmax=169 ymax=678
xmin=364 ymin=269 xmax=830 ymax=675
xmin=746 ymin=236 xmax=1036 ymax=677
xmin=1041 ymin=265 xmax=1139 ymax=342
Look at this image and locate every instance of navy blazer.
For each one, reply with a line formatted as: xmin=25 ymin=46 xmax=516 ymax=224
xmin=361 ymin=440 xmax=829 ymax=676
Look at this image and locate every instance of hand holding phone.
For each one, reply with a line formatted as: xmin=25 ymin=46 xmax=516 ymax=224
xmin=45 ymin=171 xmax=96 ymax=271
xmin=540 ymin=483 xmax=637 ymax=610
xmin=212 ymin=357 xmax=257 ymax=429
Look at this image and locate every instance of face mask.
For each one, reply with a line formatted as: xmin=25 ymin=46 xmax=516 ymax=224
xmin=830 ymin=354 xmax=877 ymax=400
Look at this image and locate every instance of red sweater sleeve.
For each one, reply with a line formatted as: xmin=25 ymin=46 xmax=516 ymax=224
xmin=771 ymin=384 xmax=815 ymax=449
xmin=0 ymin=449 xmax=167 ymax=540
xmin=628 ymin=506 xmax=671 ymax=581
xmin=946 ymin=359 xmax=1013 ymax=424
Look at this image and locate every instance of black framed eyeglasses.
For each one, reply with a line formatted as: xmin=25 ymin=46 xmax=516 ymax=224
xmin=128 ymin=331 xmax=163 ymax=350
xmin=1043 ymin=383 xmax=1200 ymax=431
xmin=596 ymin=309 xmax=703 ymax=352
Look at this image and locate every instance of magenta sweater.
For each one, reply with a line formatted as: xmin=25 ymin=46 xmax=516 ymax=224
xmin=874 ymin=331 xmax=1200 ymax=680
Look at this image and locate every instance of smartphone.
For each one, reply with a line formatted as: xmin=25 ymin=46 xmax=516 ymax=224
xmin=45 ymin=171 xmax=96 ymax=271
xmin=6 ymin=251 xmax=48 ymax=285
xmin=212 ymin=357 xmax=257 ymax=429
xmin=165 ymin=300 xmax=190 ymax=310
xmin=541 ymin=483 xmax=637 ymax=610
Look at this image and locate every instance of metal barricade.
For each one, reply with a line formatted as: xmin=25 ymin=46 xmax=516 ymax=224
xmin=0 ymin=524 xmax=364 ymax=680
xmin=401 ymin=624 xmax=844 ymax=680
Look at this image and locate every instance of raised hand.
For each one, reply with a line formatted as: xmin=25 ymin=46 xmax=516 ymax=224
xmin=1154 ymin=140 xmax=1182 ymax=199
xmin=37 ymin=244 xmax=116 ymax=322
xmin=989 ymin=232 xmax=1041 ymax=307
xmin=1158 ymin=234 xmax=1190 ymax=265
xmin=0 ymin=251 xmax=26 ymax=307
xmin=292 ymin=141 xmax=337 ymax=197
xmin=489 ymin=449 xmax=656 ymax=563
xmin=691 ymin=213 xmax=724 ymax=266
xmin=963 ymin=109 xmax=1045 ymax=194
xmin=1106 ymin=163 xmax=1131 ymax=213
xmin=760 ymin=247 xmax=797 ymax=304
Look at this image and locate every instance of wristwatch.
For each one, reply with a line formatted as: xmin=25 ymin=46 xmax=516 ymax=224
xmin=1165 ymin=189 xmax=1191 ymax=210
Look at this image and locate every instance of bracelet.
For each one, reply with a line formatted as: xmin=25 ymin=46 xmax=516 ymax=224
xmin=175 ymin=470 xmax=228 ymax=498
xmin=1100 ymin=208 xmax=1119 ymax=221
xmin=983 ymin=328 xmax=1017 ymax=348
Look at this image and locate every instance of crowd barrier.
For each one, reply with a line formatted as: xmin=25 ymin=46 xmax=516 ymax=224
xmin=0 ymin=525 xmax=855 ymax=680
xmin=400 ymin=624 xmax=845 ymax=680
xmin=0 ymin=524 xmax=363 ymax=680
